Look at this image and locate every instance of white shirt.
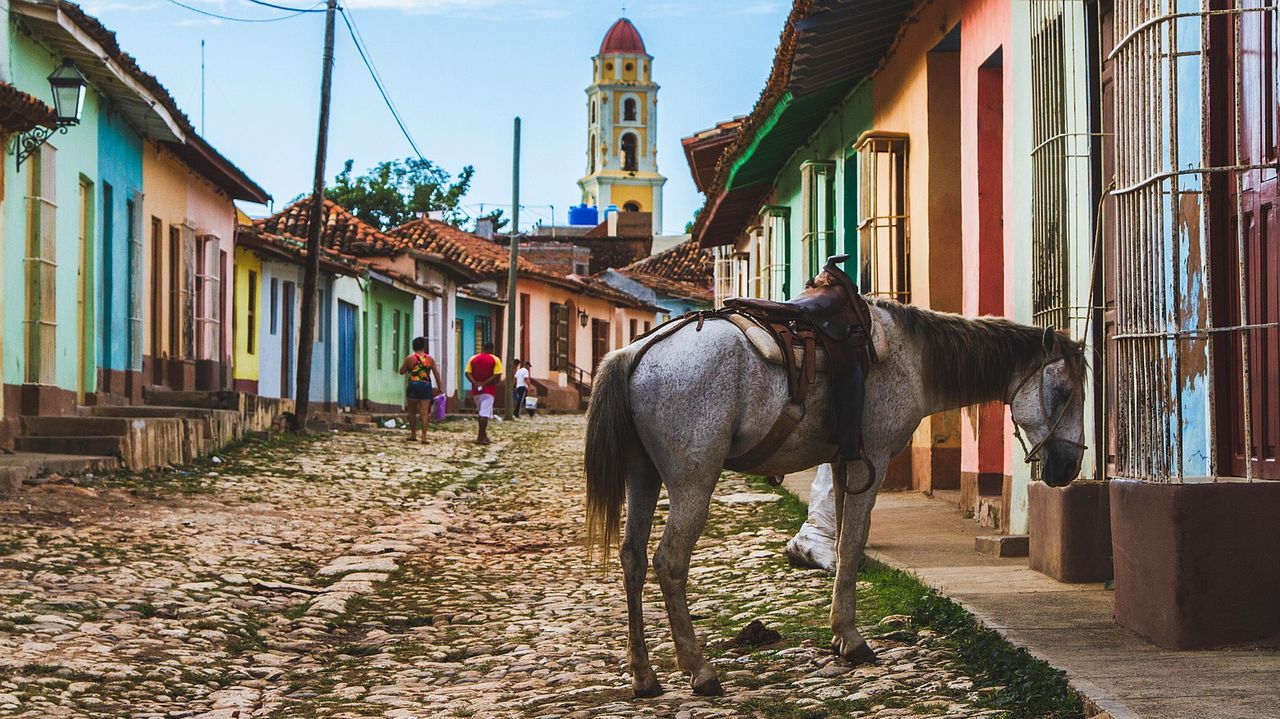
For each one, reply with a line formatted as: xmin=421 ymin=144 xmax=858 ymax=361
xmin=515 ymin=367 xmax=530 ymax=389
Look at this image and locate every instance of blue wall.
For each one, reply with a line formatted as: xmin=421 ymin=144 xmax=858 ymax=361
xmin=309 ymin=276 xmax=336 ymax=405
xmin=455 ymin=297 xmax=497 ymax=392
xmin=97 ymin=110 xmax=144 ymax=373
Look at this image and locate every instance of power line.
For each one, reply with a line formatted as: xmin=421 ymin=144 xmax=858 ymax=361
xmin=244 ymin=0 xmax=326 ymax=12
xmin=163 ymin=0 xmax=322 ymax=22
xmin=338 ymin=6 xmax=425 ymax=161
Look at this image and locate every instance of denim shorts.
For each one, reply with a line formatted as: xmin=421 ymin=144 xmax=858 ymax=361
xmin=407 ymin=381 xmax=433 ymax=400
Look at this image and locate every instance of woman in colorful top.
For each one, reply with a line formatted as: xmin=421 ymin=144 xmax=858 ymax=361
xmin=398 ymin=337 xmax=444 ymax=443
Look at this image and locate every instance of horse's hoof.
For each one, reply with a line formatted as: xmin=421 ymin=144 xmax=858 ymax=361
xmin=840 ymin=640 xmax=878 ymax=665
xmin=631 ymin=668 xmax=663 ymax=698
xmin=691 ymin=668 xmax=724 ymax=696
xmin=831 ymin=632 xmax=878 ymax=665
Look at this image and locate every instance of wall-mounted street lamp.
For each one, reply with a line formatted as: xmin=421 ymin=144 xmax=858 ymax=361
xmin=578 ymin=309 xmax=589 ymax=328
xmin=12 ymin=59 xmax=89 ymax=170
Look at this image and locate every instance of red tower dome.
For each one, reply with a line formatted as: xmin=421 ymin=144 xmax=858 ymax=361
xmin=599 ymin=17 xmax=646 ymax=55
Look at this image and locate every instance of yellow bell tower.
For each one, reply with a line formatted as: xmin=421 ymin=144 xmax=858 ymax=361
xmin=579 ymin=17 xmax=666 ymax=235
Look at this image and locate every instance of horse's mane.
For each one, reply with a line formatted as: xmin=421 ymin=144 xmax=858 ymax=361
xmin=870 ymin=299 xmax=1086 ymax=407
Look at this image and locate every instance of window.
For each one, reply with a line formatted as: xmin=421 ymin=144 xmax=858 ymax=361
xmin=753 ymin=207 xmax=789 ymax=300
xmin=623 ymin=97 xmax=638 ymax=122
xmin=623 ymin=201 xmax=641 ymax=212
xmin=856 ymin=131 xmax=911 ymax=303
xmin=644 ymin=321 xmax=651 ymax=333
xmin=573 ymin=261 xmax=589 ymax=275
xmin=24 ymin=145 xmax=56 ymax=384
xmin=474 ymin=315 xmax=492 ymax=354
xmin=316 ymin=289 xmax=326 ymax=344
xmin=375 ymin=302 xmax=384 ymax=369
xmin=392 ymin=309 xmax=402 ymax=367
xmin=629 ymin=318 xmax=638 ymax=340
xmin=168 ymin=226 xmax=181 ymax=355
xmin=270 ymin=277 xmax=279 ymax=334
xmin=246 ymin=270 xmax=258 ymax=355
xmin=588 ymin=135 xmax=596 ymax=173
xmin=549 ymin=302 xmax=569 ymax=371
xmin=621 ymin=133 xmax=638 ymax=171
xmin=127 ymin=196 xmax=142 ymax=370
xmin=712 ymin=244 xmax=750 ymax=308
xmin=195 ymin=235 xmax=220 ymax=360
xmin=590 ymin=100 xmax=596 ymax=124
xmin=150 ymin=217 xmax=163 ymax=359
xmin=801 ymin=161 xmax=837 ymax=280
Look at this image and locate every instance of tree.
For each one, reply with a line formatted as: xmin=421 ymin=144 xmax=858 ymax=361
xmin=325 ymin=157 xmax=474 ymax=230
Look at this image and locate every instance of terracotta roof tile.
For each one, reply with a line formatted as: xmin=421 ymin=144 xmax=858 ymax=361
xmin=625 ymin=238 xmax=712 ymax=285
xmin=618 ymin=270 xmax=714 ymax=304
xmin=255 ymin=196 xmax=408 ymax=258
xmin=389 ymin=217 xmax=544 ymax=277
xmin=0 ymin=81 xmax=57 ymax=133
xmin=390 ymin=218 xmax=661 ymax=311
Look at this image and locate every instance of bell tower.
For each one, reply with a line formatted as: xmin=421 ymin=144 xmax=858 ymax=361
xmin=579 ymin=17 xmax=666 ymax=234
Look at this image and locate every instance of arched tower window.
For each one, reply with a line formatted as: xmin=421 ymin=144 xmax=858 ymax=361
xmin=621 ymin=132 xmax=638 ymax=171
xmin=588 ymin=135 xmax=596 ymax=173
xmin=623 ymin=98 xmax=637 ymax=122
xmin=590 ymin=100 xmax=596 ymax=124
xmin=623 ymin=201 xmax=641 ymax=212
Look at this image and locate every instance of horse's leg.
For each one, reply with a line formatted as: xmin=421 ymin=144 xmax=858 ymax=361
xmin=830 ymin=458 xmax=884 ymax=664
xmin=621 ymin=463 xmax=662 ymax=697
xmin=653 ymin=471 xmax=722 ymax=696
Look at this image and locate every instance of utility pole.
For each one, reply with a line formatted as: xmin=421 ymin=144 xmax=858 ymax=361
xmin=292 ymin=0 xmax=338 ymax=432
xmin=502 ymin=117 xmax=521 ymax=421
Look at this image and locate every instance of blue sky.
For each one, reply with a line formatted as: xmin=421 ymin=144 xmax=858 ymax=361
xmin=81 ymin=0 xmax=785 ymax=234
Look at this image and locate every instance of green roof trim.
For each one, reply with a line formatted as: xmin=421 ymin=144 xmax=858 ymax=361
xmin=725 ymin=90 xmax=793 ymax=191
xmin=723 ymin=81 xmax=857 ymax=193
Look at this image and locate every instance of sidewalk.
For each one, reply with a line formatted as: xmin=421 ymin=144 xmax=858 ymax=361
xmin=782 ymin=472 xmax=1280 ymax=719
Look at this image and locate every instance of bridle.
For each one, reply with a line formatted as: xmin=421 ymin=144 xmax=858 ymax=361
xmin=1006 ymin=356 xmax=1088 ymax=464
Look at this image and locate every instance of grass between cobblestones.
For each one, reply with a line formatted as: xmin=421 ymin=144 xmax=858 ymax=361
xmin=742 ymin=475 xmax=1084 ymax=719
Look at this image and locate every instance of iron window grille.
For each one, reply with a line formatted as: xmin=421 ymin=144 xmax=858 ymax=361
xmin=856 ymin=131 xmax=912 ymax=303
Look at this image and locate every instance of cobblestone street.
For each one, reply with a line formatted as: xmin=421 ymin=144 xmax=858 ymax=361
xmin=1 ymin=416 xmax=1050 ymax=719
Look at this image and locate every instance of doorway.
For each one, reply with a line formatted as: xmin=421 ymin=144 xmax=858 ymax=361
xmin=281 ymin=281 xmax=295 ymax=399
xmin=590 ymin=318 xmax=609 ymax=374
xmin=338 ymin=300 xmax=358 ymax=408
xmin=77 ymin=177 xmax=94 ymax=404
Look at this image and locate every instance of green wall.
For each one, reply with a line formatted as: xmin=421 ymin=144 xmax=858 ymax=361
xmin=362 ymin=278 xmax=414 ymax=410
xmin=771 ymin=83 xmax=873 ymax=299
xmin=3 ymin=32 xmax=102 ymax=393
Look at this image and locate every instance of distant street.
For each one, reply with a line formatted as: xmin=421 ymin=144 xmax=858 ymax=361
xmin=2 ymin=417 xmax=1011 ymax=719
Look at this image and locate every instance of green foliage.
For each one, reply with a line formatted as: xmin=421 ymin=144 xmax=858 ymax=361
xmin=326 ymin=157 xmax=474 ymax=230
xmin=473 ymin=207 xmax=510 ymax=233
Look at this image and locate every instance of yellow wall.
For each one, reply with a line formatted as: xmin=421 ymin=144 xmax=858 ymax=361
xmin=232 ymin=246 xmax=261 ymax=382
xmin=610 ymin=184 xmax=653 ymax=212
xmin=869 ymin=0 xmax=966 ymax=488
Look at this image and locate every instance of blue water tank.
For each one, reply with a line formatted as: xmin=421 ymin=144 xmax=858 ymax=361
xmin=568 ymin=203 xmax=599 ymax=226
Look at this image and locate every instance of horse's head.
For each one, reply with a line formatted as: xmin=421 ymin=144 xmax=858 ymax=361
xmin=1007 ymin=350 xmax=1087 ymax=488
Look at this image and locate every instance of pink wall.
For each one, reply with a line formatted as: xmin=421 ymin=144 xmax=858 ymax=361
xmin=958 ymin=0 xmax=1014 ymax=479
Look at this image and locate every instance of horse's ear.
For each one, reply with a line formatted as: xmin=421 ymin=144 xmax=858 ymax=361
xmin=1041 ymin=327 xmax=1055 ymax=355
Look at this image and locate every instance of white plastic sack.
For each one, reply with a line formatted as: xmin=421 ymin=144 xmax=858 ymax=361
xmin=784 ymin=463 xmax=839 ymax=572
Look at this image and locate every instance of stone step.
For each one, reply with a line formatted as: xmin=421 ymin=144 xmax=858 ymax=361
xmin=21 ymin=415 xmax=144 ymax=437
xmin=15 ymin=435 xmax=126 ymax=457
xmin=143 ymin=389 xmax=242 ymax=411
xmin=85 ymin=404 xmax=220 ymax=419
xmin=0 ymin=453 xmax=120 ymax=499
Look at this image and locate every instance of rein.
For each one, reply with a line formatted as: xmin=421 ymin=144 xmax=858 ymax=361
xmin=1006 ymin=357 xmax=1088 ymax=463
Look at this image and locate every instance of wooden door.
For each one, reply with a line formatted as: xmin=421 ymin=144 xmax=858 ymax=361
xmin=1213 ymin=0 xmax=1280 ymax=478
xmin=337 ymin=301 xmax=358 ymax=407
xmin=281 ymin=281 xmax=295 ymax=399
xmin=590 ymin=318 xmax=609 ymax=374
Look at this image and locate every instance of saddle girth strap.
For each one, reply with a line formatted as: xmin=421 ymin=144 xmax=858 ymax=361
xmin=723 ymin=403 xmax=805 ymax=473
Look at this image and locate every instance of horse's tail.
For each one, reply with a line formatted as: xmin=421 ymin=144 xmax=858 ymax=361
xmin=584 ymin=346 xmax=642 ymax=563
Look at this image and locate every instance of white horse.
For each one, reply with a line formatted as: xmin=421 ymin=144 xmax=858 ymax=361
xmin=584 ymin=299 xmax=1086 ymax=698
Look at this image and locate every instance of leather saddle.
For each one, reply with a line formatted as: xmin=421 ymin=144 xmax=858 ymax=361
xmin=724 ymin=255 xmax=878 ymax=491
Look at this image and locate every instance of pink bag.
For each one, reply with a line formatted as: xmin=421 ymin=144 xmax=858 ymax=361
xmin=431 ymin=394 xmax=447 ymax=421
